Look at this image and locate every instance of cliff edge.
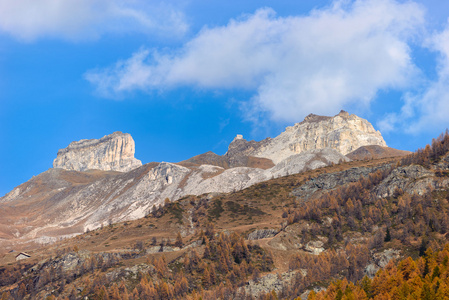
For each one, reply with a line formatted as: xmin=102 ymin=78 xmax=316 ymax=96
xmin=53 ymin=132 xmax=142 ymax=172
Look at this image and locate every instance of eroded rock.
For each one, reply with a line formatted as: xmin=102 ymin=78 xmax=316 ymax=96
xmin=365 ymin=249 xmax=401 ymax=277
xmin=251 ymin=110 xmax=386 ymax=164
xmin=374 ymin=165 xmax=434 ymax=197
xmin=292 ymin=165 xmax=391 ymax=201
xmin=247 ymin=229 xmax=279 ymax=240
xmin=53 ymin=132 xmax=142 ymax=172
xmin=305 ymin=240 xmax=325 ymax=255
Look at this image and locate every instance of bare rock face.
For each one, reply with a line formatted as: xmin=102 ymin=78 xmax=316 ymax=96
xmin=247 ymin=229 xmax=279 ymax=240
xmin=291 ymin=165 xmax=392 ymax=201
xmin=53 ymin=132 xmax=142 ymax=172
xmin=237 ymin=110 xmax=386 ymax=164
xmin=365 ymin=249 xmax=401 ymax=278
xmin=374 ymin=165 xmax=436 ymax=198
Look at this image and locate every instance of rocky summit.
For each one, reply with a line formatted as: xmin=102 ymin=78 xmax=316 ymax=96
xmin=0 ymin=111 xmax=403 ymax=250
xmin=231 ymin=110 xmax=387 ymax=164
xmin=53 ymin=131 xmax=142 ymax=172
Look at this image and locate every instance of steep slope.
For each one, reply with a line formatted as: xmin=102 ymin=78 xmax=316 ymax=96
xmin=0 ymin=166 xmax=155 ymax=245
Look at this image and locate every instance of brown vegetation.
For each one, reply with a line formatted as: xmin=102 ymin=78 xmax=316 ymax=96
xmin=3 ymin=132 xmax=449 ymax=299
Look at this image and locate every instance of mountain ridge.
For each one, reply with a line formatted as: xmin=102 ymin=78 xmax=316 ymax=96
xmin=2 ymin=112 xmax=440 ymax=300
xmin=0 ymin=111 xmax=405 ymax=250
xmin=2 ymin=145 xmax=446 ymax=299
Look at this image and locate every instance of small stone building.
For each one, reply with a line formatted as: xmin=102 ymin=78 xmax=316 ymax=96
xmin=15 ymin=252 xmax=31 ymax=261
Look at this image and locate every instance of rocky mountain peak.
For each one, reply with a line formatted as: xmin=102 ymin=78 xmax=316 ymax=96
xmin=250 ymin=111 xmax=387 ymax=164
xmin=225 ymin=135 xmax=270 ymax=159
xmin=337 ymin=109 xmax=350 ymax=117
xmin=53 ymin=132 xmax=142 ymax=172
xmin=222 ymin=112 xmax=386 ymax=165
xmin=234 ymin=134 xmax=243 ymax=141
xmin=302 ymin=113 xmax=332 ymax=123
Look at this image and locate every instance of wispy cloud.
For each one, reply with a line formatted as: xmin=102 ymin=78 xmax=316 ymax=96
xmin=379 ymin=21 xmax=449 ymax=134
xmin=0 ymin=0 xmax=188 ymax=41
xmin=86 ymin=0 xmax=424 ymax=123
xmin=85 ymin=48 xmax=156 ymax=98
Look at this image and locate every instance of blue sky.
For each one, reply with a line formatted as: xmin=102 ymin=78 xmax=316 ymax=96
xmin=1 ymin=0 xmax=449 ymax=196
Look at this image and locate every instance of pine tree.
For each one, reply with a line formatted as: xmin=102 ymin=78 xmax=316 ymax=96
xmin=420 ymin=239 xmax=428 ymax=257
xmin=359 ymin=275 xmax=372 ymax=298
xmin=384 ymin=227 xmax=391 ymax=242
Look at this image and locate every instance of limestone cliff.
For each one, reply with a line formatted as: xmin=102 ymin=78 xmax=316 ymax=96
xmin=229 ymin=110 xmax=386 ymax=164
xmin=53 ymin=132 xmax=142 ymax=172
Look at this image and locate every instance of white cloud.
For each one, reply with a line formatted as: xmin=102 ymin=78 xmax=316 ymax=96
xmin=86 ymin=0 xmax=424 ymax=123
xmin=85 ymin=49 xmax=155 ymax=98
xmin=0 ymin=0 xmax=188 ymax=41
xmin=379 ymin=22 xmax=449 ymax=134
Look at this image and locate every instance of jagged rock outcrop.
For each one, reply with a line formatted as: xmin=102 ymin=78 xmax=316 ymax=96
xmin=304 ymin=240 xmax=325 ymax=255
xmin=242 ymin=271 xmax=298 ymax=296
xmin=437 ymin=152 xmax=449 ymax=170
xmin=230 ymin=110 xmax=386 ymax=164
xmin=225 ymin=134 xmax=267 ymax=158
xmin=292 ymin=160 xmax=448 ymax=203
xmin=374 ymin=165 xmax=436 ymax=198
xmin=247 ymin=229 xmax=279 ymax=240
xmin=292 ymin=165 xmax=392 ymax=201
xmin=224 ymin=135 xmax=274 ymax=168
xmin=365 ymin=249 xmax=401 ymax=277
xmin=180 ymin=138 xmax=275 ymax=169
xmin=53 ymin=132 xmax=142 ymax=172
